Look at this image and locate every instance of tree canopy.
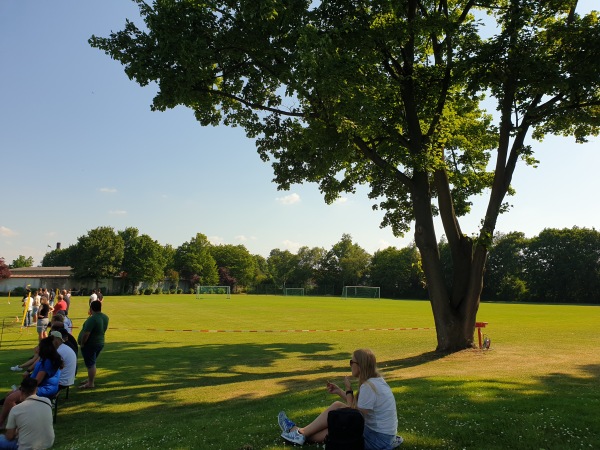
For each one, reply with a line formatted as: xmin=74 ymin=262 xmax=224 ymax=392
xmin=71 ymin=226 xmax=125 ymax=284
xmin=91 ymin=1 xmax=600 ymax=351
xmin=10 ymin=255 xmax=34 ymax=269
xmin=0 ymin=257 xmax=11 ymax=280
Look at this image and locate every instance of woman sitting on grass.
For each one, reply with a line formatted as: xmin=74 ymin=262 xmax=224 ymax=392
xmin=278 ymin=348 xmax=401 ymax=449
xmin=0 ymin=337 xmax=63 ymax=428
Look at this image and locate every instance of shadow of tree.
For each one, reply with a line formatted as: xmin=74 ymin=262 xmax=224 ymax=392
xmin=51 ymin=343 xmax=600 ymax=450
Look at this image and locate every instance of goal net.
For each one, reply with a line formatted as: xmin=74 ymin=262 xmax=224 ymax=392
xmin=284 ymin=288 xmax=305 ymax=296
xmin=196 ymin=286 xmax=231 ymax=299
xmin=341 ymin=286 xmax=380 ymax=299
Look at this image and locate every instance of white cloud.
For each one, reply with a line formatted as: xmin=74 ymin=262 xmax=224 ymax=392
xmin=333 ymin=196 xmax=349 ymax=204
xmin=0 ymin=226 xmax=18 ymax=237
xmin=99 ymin=187 xmax=118 ymax=194
xmin=108 ymin=210 xmax=127 ymax=215
xmin=281 ymin=239 xmax=301 ymax=253
xmin=235 ymin=235 xmax=257 ymax=243
xmin=377 ymin=240 xmax=392 ymax=251
xmin=208 ymin=235 xmax=224 ymax=245
xmin=276 ymin=193 xmax=301 ymax=205
xmin=45 ymin=231 xmax=58 ymax=237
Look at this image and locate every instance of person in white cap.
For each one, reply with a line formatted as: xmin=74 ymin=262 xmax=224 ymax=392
xmin=50 ymin=330 xmax=76 ymax=390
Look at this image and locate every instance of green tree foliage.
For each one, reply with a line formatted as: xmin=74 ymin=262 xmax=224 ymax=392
xmin=174 ymin=233 xmax=218 ymax=284
xmin=483 ymin=232 xmax=530 ymax=302
xmin=524 ymin=227 xmax=600 ymax=303
xmin=71 ymin=227 xmax=125 ymax=284
xmin=10 ymin=255 xmax=34 ymax=268
xmin=252 ymin=254 xmax=270 ymax=286
xmin=0 ymin=257 xmax=11 ymax=280
xmin=41 ymin=247 xmax=75 ymax=267
xmin=295 ymin=246 xmax=326 ymax=288
xmin=371 ymin=245 xmax=425 ymax=299
xmin=88 ymin=2 xmax=600 ymax=350
xmin=267 ymin=249 xmax=299 ymax=289
xmin=210 ymin=244 xmax=256 ymax=287
xmin=122 ymin=233 xmax=167 ymax=291
xmin=320 ymin=234 xmax=371 ymax=292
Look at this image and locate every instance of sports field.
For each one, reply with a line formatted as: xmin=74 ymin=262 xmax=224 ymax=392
xmin=1 ymin=295 xmax=598 ymax=449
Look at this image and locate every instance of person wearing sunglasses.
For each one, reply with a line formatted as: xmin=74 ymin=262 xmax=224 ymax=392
xmin=278 ymin=348 xmax=401 ymax=449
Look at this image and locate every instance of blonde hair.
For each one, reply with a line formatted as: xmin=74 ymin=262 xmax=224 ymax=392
xmin=351 ymin=349 xmax=381 ymax=407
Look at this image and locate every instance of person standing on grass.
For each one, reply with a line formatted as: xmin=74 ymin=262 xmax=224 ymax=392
xmin=89 ymin=289 xmax=98 ymax=305
xmin=37 ymin=297 xmax=53 ymax=340
xmin=0 ymin=377 xmax=55 ymax=450
xmin=78 ymin=300 xmax=109 ymax=389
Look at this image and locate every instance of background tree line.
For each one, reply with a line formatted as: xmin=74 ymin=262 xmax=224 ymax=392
xmin=29 ymin=225 xmax=600 ymax=304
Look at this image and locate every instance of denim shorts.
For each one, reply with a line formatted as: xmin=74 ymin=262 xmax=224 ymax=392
xmin=364 ymin=426 xmax=396 ymax=450
xmin=81 ymin=344 xmax=104 ymax=368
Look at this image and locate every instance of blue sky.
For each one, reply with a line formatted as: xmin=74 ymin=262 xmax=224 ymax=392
xmin=1 ymin=1 xmax=598 ymax=266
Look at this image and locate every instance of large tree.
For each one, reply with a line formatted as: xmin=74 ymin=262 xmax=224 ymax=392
xmin=91 ymin=1 xmax=600 ymax=351
xmin=210 ymin=244 xmax=257 ymax=288
xmin=174 ymin=233 xmax=219 ymax=284
xmin=72 ymin=227 xmax=125 ymax=285
xmin=524 ymin=227 xmax=600 ymax=304
xmin=10 ymin=255 xmax=34 ymax=269
xmin=122 ymin=233 xmax=167 ymax=291
xmin=320 ymin=234 xmax=372 ymax=290
xmin=0 ymin=257 xmax=11 ymax=280
xmin=371 ymin=245 xmax=425 ymax=299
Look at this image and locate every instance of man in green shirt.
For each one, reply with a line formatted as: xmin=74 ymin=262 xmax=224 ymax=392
xmin=78 ymin=300 xmax=109 ymax=389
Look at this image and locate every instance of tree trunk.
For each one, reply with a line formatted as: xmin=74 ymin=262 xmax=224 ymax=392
xmin=412 ymin=171 xmax=484 ymax=352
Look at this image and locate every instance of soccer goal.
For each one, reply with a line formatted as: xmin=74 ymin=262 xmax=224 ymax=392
xmin=284 ymin=288 xmax=305 ymax=296
xmin=341 ymin=286 xmax=380 ymax=299
xmin=196 ymin=286 xmax=231 ymax=299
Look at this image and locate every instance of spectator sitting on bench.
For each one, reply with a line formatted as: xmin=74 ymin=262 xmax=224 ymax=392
xmin=0 ymin=337 xmax=63 ymax=429
xmin=0 ymin=377 xmax=55 ymax=450
xmin=9 ymin=346 xmax=40 ymax=373
xmin=50 ymin=330 xmax=77 ymax=390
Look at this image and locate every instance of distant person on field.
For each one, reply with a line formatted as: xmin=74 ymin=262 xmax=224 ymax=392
xmin=278 ymin=348 xmax=401 ymax=450
xmin=22 ymin=293 xmax=33 ymax=327
xmin=89 ymin=289 xmax=98 ymax=305
xmin=97 ymin=289 xmax=103 ymax=302
xmin=0 ymin=377 xmax=55 ymax=450
xmin=36 ymin=297 xmax=53 ymax=340
xmin=32 ymin=290 xmax=41 ymax=323
xmin=53 ymin=294 xmax=67 ymax=315
xmin=78 ymin=300 xmax=109 ymax=389
xmin=62 ymin=289 xmax=71 ymax=315
xmin=51 ymin=310 xmax=73 ymax=335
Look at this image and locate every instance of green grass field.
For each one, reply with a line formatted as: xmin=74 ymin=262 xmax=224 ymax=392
xmin=1 ymin=295 xmax=598 ymax=449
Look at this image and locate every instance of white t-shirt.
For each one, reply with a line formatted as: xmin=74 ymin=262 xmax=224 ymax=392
xmin=357 ymin=377 xmax=398 ymax=435
xmin=57 ymin=343 xmax=77 ymax=386
xmin=89 ymin=293 xmax=98 ymax=304
xmin=6 ymin=394 xmax=55 ymax=450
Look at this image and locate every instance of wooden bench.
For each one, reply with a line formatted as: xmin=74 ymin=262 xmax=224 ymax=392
xmin=50 ymin=384 xmax=72 ymax=423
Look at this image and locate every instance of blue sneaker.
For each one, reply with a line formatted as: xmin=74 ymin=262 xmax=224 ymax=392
xmin=392 ymin=435 xmax=404 ymax=448
xmin=277 ymin=410 xmax=296 ymax=433
xmin=281 ymin=428 xmax=305 ymax=445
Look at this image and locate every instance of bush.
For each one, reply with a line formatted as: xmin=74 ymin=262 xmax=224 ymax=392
xmin=176 ymin=288 xmax=183 ymax=294
xmin=154 ymin=288 xmax=161 ymax=294
xmin=189 ymin=288 xmax=195 ymax=294
xmin=12 ymin=287 xmax=27 ymax=297
xmin=170 ymin=289 xmax=176 ymax=294
xmin=144 ymin=288 xmax=153 ymax=295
